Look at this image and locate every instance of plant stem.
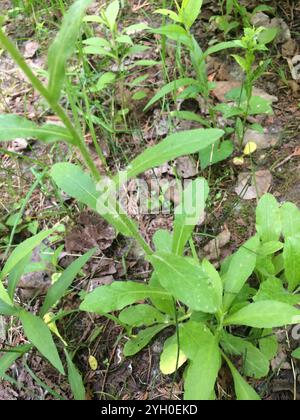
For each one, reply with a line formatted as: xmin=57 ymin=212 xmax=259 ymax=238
xmin=0 ymin=29 xmax=101 ymax=181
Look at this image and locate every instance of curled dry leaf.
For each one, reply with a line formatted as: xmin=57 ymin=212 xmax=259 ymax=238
xmin=235 ymin=170 xmax=273 ymax=200
xmin=8 ymin=138 xmax=28 ymax=152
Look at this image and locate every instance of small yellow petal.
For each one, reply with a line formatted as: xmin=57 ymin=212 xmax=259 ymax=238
xmin=244 ymin=141 xmax=257 ymax=155
xmin=233 ymin=156 xmax=245 ymax=166
xmin=88 ymin=355 xmax=98 ymax=371
xmin=44 ymin=312 xmax=68 ymax=346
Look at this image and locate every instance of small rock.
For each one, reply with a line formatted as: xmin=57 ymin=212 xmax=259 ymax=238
xmin=235 ymin=170 xmax=273 ymax=200
xmin=89 ymin=276 xmax=114 ymax=291
xmin=243 ymin=128 xmax=281 ymax=150
xmin=175 ymin=156 xmax=198 ymax=178
xmin=287 ymin=55 xmax=300 ymax=81
xmin=8 ymin=138 xmax=28 ymax=152
xmin=23 ymin=40 xmax=39 ymax=59
xmin=203 ymin=229 xmax=231 ymax=261
xmin=282 ymin=39 xmax=298 ymax=58
xmin=212 ymin=81 xmax=278 ymax=103
xmin=270 ymin=18 xmax=291 ymax=44
xmin=251 ymin=12 xmax=271 ymax=28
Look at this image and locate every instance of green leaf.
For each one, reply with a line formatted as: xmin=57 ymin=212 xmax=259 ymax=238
xmin=180 ymin=322 xmax=220 ymax=400
xmin=155 ymin=9 xmax=182 ymax=23
xmin=0 ymin=228 xmax=56 ymax=305
xmin=224 ymin=301 xmax=300 ymax=328
xmin=83 ymin=46 xmax=116 ymax=58
xmin=223 ymin=235 xmax=260 ymax=311
xmin=204 ymin=40 xmax=242 ymax=59
xmin=82 ymin=37 xmax=111 ymax=48
xmin=153 ymin=230 xmax=173 ymax=253
xmin=292 ymin=348 xmax=300 ymax=360
xmin=0 ymin=115 xmax=73 ymax=144
xmin=123 ymin=128 xmax=224 ymax=180
xmin=19 ymin=310 xmax=64 ymax=374
xmin=149 ymin=273 xmax=174 ymax=316
xmin=104 ymin=0 xmax=120 ymax=31
xmin=50 ymin=163 xmax=134 ymax=237
xmin=248 ymin=96 xmax=273 ymax=116
xmin=0 ymin=298 xmax=18 ymax=316
xmin=256 ymin=197 xmax=279 ymax=242
xmin=150 ymin=25 xmax=191 ymax=48
xmin=281 ymin=202 xmax=300 ymax=239
xmin=172 ymin=178 xmax=209 ymax=255
xmin=7 ymin=254 xmax=32 ymax=300
xmin=160 ymin=334 xmax=187 ymax=374
xmin=0 ymin=344 xmax=31 ymax=378
xmin=48 ymin=0 xmax=92 ymax=101
xmin=124 ymin=324 xmax=168 ymax=356
xmin=283 ymin=235 xmax=300 ymax=291
xmin=80 ymin=281 xmax=171 ymax=314
xmin=148 ymin=253 xmax=222 ymax=313
xmin=65 ymin=349 xmax=86 ymax=400
xmin=181 ymin=0 xmax=203 ymax=29
xmin=95 ymin=72 xmax=116 ymax=92
xmin=225 ymin=357 xmax=261 ymax=400
xmin=259 ymin=329 xmax=278 ymax=361
xmin=253 ymin=277 xmax=300 ymax=306
xmin=258 ymin=27 xmax=278 ymax=45
xmin=170 ymin=110 xmax=210 ymax=126
xmin=40 ymin=249 xmax=95 ymax=317
xmin=145 ymin=78 xmax=196 ymax=110
xmin=258 ymin=241 xmax=283 ymax=257
xmin=221 ymin=333 xmax=269 ymax=379
xmin=200 ymin=140 xmax=234 ymax=170
xmin=119 ymin=304 xmax=168 ymax=326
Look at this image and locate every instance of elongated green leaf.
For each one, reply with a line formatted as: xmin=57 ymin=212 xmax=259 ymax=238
xmin=200 ymin=140 xmax=234 ymax=170
xmin=0 ymin=344 xmax=32 ymax=378
xmin=153 ymin=229 xmax=173 ymax=253
xmin=8 ymin=254 xmax=32 ymax=300
xmin=148 ymin=253 xmax=222 ymax=313
xmin=145 ymin=78 xmax=196 ymax=110
xmin=181 ymin=0 xmax=203 ymax=29
xmin=50 ymin=163 xmax=134 ymax=237
xmin=123 ymin=129 xmax=224 ymax=180
xmin=149 ymin=273 xmax=174 ymax=316
xmin=203 ymin=40 xmax=242 ymax=59
xmin=65 ymin=349 xmax=86 ymax=400
xmin=223 ymin=235 xmax=260 ymax=311
xmin=82 ymin=37 xmax=111 ymax=48
xmin=0 ymin=229 xmax=56 ymax=282
xmin=221 ymin=333 xmax=269 ymax=379
xmin=0 ymin=298 xmax=18 ymax=316
xmin=160 ymin=334 xmax=187 ymax=375
xmin=253 ymin=277 xmax=300 ymax=306
xmin=0 ymin=282 xmax=12 ymax=306
xmin=155 ymin=9 xmax=182 ymax=23
xmin=172 ymin=178 xmax=209 ymax=255
xmin=259 ymin=241 xmax=283 ymax=257
xmin=180 ymin=321 xmax=220 ymax=400
xmin=124 ymin=324 xmax=168 ymax=356
xmin=0 ymin=115 xmax=73 ymax=144
xmin=150 ymin=25 xmax=191 ymax=48
xmin=259 ymin=329 xmax=278 ymax=361
xmin=119 ymin=304 xmax=168 ymax=327
xmin=292 ymin=348 xmax=300 ymax=360
xmin=104 ymin=0 xmax=120 ymax=31
xmin=256 ymin=194 xmax=281 ymax=243
xmin=224 ymin=301 xmax=300 ymax=328
xmin=281 ymin=202 xmax=300 ymax=239
xmin=225 ymin=357 xmax=261 ymax=400
xmin=80 ymin=281 xmax=172 ymax=314
xmin=48 ymin=0 xmax=92 ymax=101
xmin=19 ymin=310 xmax=64 ymax=374
xmin=283 ymin=235 xmax=300 ymax=291
xmin=40 ymin=249 xmax=95 ymax=317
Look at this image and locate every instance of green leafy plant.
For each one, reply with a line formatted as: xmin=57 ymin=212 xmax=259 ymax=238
xmin=0 ymin=227 xmax=95 ymax=400
xmin=79 ymin=193 xmax=300 ymax=400
xmin=215 ymin=26 xmax=277 ymax=148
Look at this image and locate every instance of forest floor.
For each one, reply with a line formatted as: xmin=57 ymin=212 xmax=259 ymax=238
xmin=0 ymin=0 xmax=300 ymax=400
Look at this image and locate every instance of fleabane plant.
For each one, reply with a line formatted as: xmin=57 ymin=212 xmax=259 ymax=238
xmin=79 ymin=193 xmax=300 ymax=401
